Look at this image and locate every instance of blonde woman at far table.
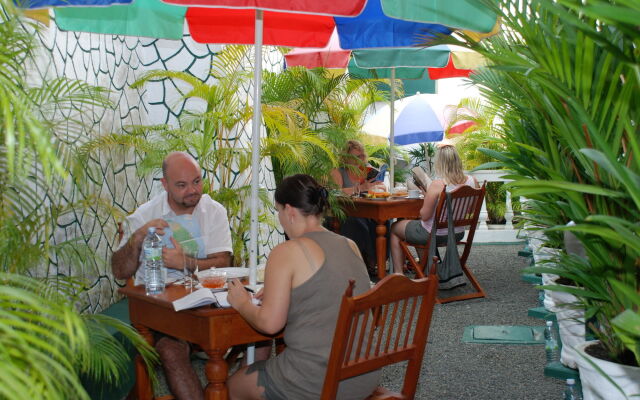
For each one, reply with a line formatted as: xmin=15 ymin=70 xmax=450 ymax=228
xmin=329 ymin=140 xmax=387 ymax=275
xmin=226 ymin=174 xmax=380 ymax=400
xmin=389 ymin=145 xmax=479 ymax=274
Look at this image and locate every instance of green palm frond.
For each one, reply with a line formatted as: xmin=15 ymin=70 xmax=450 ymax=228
xmin=0 ymin=273 xmax=158 ymax=400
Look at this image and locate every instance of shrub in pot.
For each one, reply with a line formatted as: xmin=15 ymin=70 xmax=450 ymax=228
xmin=440 ymin=0 xmax=639 ymax=393
xmin=575 ymin=340 xmax=640 ymax=400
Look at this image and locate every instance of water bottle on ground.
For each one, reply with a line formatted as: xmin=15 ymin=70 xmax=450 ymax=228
xmin=564 ymin=378 xmax=582 ymax=400
xmin=544 ymin=320 xmax=560 ymax=363
xmin=143 ymin=227 xmax=166 ymax=295
xmin=538 ymin=290 xmax=545 ymax=307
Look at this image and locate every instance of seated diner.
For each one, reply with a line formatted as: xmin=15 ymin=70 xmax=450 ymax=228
xmin=226 ymin=173 xmax=380 ymax=400
xmin=389 ymin=145 xmax=479 ymax=274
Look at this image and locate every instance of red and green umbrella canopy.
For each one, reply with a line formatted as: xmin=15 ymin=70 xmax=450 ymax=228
xmin=380 ymin=0 xmax=499 ymax=33
xmin=53 ymin=0 xmax=462 ymax=47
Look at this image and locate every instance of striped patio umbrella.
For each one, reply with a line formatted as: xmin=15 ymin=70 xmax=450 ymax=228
xmin=19 ymin=0 xmax=132 ymax=9
xmin=349 ymin=45 xmax=486 ymax=185
xmin=49 ymin=0 xmax=496 ymax=275
xmin=380 ymin=0 xmax=499 ymax=33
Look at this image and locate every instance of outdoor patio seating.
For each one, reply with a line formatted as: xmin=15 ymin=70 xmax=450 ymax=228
xmin=400 ymin=183 xmax=486 ymax=304
xmin=321 ymin=271 xmax=438 ymax=399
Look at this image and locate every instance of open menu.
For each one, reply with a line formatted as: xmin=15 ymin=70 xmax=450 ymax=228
xmin=172 ymin=288 xmax=260 ymax=311
xmin=411 ymin=167 xmax=432 ymax=191
xmin=173 ymin=288 xmax=221 ymax=311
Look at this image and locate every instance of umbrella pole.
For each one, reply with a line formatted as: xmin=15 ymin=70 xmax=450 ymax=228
xmin=249 ymin=9 xmax=263 ymax=289
xmin=389 ymin=68 xmax=396 ymax=188
xmin=247 ymin=9 xmax=264 ymax=365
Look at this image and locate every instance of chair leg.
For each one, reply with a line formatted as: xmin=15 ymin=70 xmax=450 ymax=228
xmin=399 ymin=241 xmax=427 ymax=278
xmin=437 ymin=263 xmax=486 ymax=304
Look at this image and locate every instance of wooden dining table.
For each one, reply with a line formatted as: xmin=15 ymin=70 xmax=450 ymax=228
xmin=339 ymin=196 xmax=423 ymax=279
xmin=119 ymin=284 xmax=279 ymax=400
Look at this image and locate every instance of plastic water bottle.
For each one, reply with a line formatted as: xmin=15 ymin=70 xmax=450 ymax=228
xmin=143 ymin=227 xmax=165 ymax=295
xmin=564 ymin=378 xmax=582 ymax=400
xmin=538 ymin=290 xmax=545 ymax=307
xmin=544 ymin=320 xmax=560 ymax=363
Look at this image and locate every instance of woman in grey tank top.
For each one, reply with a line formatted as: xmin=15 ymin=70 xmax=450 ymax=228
xmin=227 ymin=174 xmax=380 ymax=400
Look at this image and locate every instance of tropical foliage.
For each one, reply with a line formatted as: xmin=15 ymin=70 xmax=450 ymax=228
xmin=262 ymin=66 xmax=386 ymax=185
xmin=81 ymin=47 xmax=349 ymax=265
xmin=446 ymin=98 xmax=520 ymax=224
xmin=0 ymin=2 xmax=157 ymax=398
xmin=444 ymin=0 xmax=639 ymax=365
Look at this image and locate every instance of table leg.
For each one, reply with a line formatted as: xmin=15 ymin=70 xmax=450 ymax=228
xmin=132 ymin=324 xmax=154 ymax=400
xmin=204 ymin=349 xmax=229 ymax=400
xmin=375 ymin=221 xmax=388 ymax=280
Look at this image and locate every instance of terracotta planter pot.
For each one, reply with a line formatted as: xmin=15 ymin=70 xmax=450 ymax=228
xmin=575 ymin=341 xmax=640 ymax=400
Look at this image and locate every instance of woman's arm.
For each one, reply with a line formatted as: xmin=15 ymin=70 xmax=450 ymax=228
xmin=227 ymin=243 xmax=294 ymax=335
xmin=330 ymin=167 xmax=364 ymax=196
xmin=419 ymin=180 xmax=445 ymax=221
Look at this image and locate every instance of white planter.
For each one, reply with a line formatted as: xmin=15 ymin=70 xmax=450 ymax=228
xmin=542 ymin=272 xmax=560 ymax=310
xmin=533 ymin=246 xmax=561 ymax=264
xmin=575 ymin=341 xmax=640 ymax=400
xmin=546 ymin=286 xmax=584 ymax=369
xmin=524 ymin=229 xmax=548 ymax=254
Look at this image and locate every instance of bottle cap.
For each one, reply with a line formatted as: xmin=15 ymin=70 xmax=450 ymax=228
xmin=546 ymin=320 xmax=553 ymax=326
xmin=567 ymin=378 xmax=575 ymax=385
xmin=148 ymin=227 xmax=156 ymax=234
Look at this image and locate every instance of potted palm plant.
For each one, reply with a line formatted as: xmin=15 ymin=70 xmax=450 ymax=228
xmin=439 ymin=0 xmax=639 ymax=397
xmin=0 ymin=3 xmax=157 ymax=397
xmin=81 ymin=47 xmax=344 ymax=266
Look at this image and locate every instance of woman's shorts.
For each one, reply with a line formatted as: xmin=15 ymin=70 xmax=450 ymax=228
xmin=246 ymin=360 xmax=287 ymax=400
xmin=404 ymin=220 xmax=464 ymax=246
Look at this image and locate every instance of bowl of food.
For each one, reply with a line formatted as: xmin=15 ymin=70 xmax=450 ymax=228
xmin=366 ymin=188 xmax=391 ymax=199
xmin=197 ymin=269 xmax=227 ymax=289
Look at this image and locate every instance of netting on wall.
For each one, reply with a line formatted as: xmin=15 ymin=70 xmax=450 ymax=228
xmin=28 ymin=13 xmax=282 ymax=313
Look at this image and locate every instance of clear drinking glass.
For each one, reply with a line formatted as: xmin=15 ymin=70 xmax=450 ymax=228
xmin=180 ymin=238 xmax=200 ymax=292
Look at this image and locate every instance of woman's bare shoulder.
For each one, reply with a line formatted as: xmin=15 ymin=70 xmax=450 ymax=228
xmin=429 ymin=179 xmax=446 ymax=191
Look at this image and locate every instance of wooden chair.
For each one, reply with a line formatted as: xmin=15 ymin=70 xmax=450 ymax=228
xmin=399 ymin=182 xmax=486 ymax=304
xmin=321 ymin=268 xmax=438 ymax=400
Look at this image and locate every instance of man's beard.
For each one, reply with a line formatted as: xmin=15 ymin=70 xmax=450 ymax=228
xmin=180 ymin=193 xmax=201 ymax=208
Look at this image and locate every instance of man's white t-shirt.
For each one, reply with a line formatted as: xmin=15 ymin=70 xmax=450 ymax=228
xmin=118 ymin=192 xmax=232 ymax=285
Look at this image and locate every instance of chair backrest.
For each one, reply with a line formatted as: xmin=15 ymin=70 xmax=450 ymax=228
xmin=433 ymin=182 xmax=486 ymax=231
xmin=432 ymin=182 xmax=486 ymax=266
xmin=321 ymin=272 xmax=438 ymax=400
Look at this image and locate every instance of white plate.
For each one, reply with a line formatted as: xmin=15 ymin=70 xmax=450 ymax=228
xmin=214 ymin=267 xmax=250 ymax=279
xmin=196 ymin=267 xmax=249 ymax=281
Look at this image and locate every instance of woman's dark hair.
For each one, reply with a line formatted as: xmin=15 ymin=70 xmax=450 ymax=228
xmin=274 ymin=174 xmax=328 ymax=217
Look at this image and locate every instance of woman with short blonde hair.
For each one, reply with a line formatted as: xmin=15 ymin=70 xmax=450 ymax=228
xmin=434 ymin=145 xmax=466 ymax=185
xmin=389 ymin=145 xmax=478 ymax=275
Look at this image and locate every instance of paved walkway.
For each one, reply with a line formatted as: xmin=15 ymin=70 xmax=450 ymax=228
xmin=380 ymin=243 xmax=565 ymax=399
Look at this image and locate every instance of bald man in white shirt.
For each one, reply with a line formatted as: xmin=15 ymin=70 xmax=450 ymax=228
xmin=112 ymin=151 xmax=232 ymax=400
